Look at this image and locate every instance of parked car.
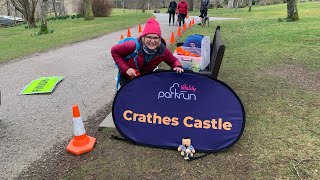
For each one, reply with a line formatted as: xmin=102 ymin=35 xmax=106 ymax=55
xmin=0 ymin=15 xmax=24 ymax=27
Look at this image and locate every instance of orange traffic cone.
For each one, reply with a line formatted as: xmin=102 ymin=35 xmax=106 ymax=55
xmin=189 ymin=20 xmax=192 ymax=27
xmin=177 ymin=26 xmax=181 ymax=37
xmin=183 ymin=23 xmax=187 ymax=31
xmin=120 ymin=34 xmax=124 ymax=40
xmin=66 ymin=104 xmax=96 ymax=156
xmin=170 ymin=32 xmax=175 ymax=44
xmin=127 ymin=28 xmax=131 ymax=37
xmin=138 ymin=24 xmax=142 ymax=33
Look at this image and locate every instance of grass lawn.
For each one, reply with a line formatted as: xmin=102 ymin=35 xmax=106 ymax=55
xmin=0 ymin=9 xmax=152 ymax=63
xmin=59 ymin=2 xmax=320 ymax=179
xmin=19 ymin=3 xmax=320 ymax=179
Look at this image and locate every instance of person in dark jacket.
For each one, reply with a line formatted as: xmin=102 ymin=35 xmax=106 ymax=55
xmin=199 ymin=0 xmax=210 ymax=26
xmin=176 ymin=0 xmax=188 ymax=27
xmin=111 ymin=18 xmax=184 ymax=86
xmin=168 ymin=0 xmax=177 ymax=26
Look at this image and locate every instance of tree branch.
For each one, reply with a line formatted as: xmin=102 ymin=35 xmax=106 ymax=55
xmin=292 ymin=163 xmax=303 ymax=180
xmin=10 ymin=0 xmax=23 ymax=13
xmin=292 ymin=159 xmax=311 ymax=180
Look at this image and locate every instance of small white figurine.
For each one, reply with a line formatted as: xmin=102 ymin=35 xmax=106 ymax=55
xmin=177 ymin=137 xmax=195 ymax=160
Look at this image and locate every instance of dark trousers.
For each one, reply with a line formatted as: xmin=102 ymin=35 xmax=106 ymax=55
xmin=179 ymin=14 xmax=187 ymax=27
xmin=169 ymin=12 xmax=175 ymax=24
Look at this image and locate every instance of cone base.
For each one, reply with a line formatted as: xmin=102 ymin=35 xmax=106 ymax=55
xmin=66 ymin=135 xmax=96 ymax=156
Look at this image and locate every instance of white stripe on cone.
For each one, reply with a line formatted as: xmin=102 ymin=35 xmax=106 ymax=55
xmin=73 ymin=117 xmax=86 ymax=136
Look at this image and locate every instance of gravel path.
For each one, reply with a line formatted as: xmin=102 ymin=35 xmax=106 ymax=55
xmin=0 ymin=14 xmax=236 ymax=179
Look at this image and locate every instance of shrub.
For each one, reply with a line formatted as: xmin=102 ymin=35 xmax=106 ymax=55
xmin=92 ymin=0 xmax=112 ymax=17
xmin=76 ymin=14 xmax=82 ymax=18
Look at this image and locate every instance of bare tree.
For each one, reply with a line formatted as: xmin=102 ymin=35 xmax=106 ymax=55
xmin=136 ymin=0 xmax=147 ymax=12
xmin=149 ymin=0 xmax=165 ymax=9
xmin=59 ymin=0 xmax=65 ymax=16
xmin=83 ymin=0 xmax=94 ymax=20
xmin=52 ymin=0 xmax=57 ymax=16
xmin=6 ymin=0 xmax=12 ymax=15
xmin=287 ymin=0 xmax=299 ymax=21
xmin=228 ymin=0 xmax=234 ymax=8
xmin=51 ymin=0 xmax=65 ymax=17
xmin=186 ymin=0 xmax=193 ymax=11
xmin=122 ymin=0 xmax=125 ymax=12
xmin=39 ymin=0 xmax=48 ymax=34
xmin=10 ymin=0 xmax=39 ymax=27
xmin=228 ymin=0 xmax=239 ymax=8
xmin=248 ymin=0 xmax=252 ymax=11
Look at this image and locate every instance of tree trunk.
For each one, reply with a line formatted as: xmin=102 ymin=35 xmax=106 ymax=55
xmin=287 ymin=0 xmax=299 ymax=21
xmin=15 ymin=8 xmax=18 ymax=18
xmin=248 ymin=0 xmax=252 ymax=11
xmin=59 ymin=0 xmax=65 ymax=16
xmin=39 ymin=0 xmax=48 ymax=34
xmin=52 ymin=0 xmax=57 ymax=17
xmin=228 ymin=0 xmax=239 ymax=8
xmin=228 ymin=0 xmax=234 ymax=8
xmin=235 ymin=0 xmax=239 ymax=8
xmin=83 ymin=0 xmax=94 ymax=20
xmin=186 ymin=0 xmax=193 ymax=11
xmin=122 ymin=0 xmax=125 ymax=13
xmin=29 ymin=15 xmax=36 ymax=27
xmin=6 ymin=0 xmax=11 ymax=16
xmin=138 ymin=0 xmax=147 ymax=12
xmin=215 ymin=0 xmax=220 ymax=8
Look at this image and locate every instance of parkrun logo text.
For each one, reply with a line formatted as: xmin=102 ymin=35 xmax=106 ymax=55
xmin=158 ymin=83 xmax=197 ymax=101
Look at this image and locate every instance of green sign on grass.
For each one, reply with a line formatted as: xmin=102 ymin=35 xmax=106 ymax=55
xmin=21 ymin=76 xmax=64 ymax=95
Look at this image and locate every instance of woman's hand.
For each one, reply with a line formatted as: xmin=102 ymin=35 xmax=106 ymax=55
xmin=173 ymin=67 xmax=184 ymax=73
xmin=126 ymin=68 xmax=137 ymax=78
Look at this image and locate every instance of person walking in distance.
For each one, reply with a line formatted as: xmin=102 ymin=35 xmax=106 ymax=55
xmin=199 ymin=0 xmax=210 ymax=26
xmin=168 ymin=0 xmax=177 ymax=26
xmin=176 ymin=0 xmax=188 ymax=27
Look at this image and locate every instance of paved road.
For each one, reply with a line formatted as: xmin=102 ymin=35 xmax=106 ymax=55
xmin=0 ymin=14 xmax=236 ymax=179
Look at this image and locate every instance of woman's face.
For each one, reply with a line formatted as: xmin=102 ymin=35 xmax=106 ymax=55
xmin=143 ymin=34 xmax=160 ymax=50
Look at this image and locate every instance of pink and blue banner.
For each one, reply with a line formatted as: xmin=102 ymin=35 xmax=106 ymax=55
xmin=112 ymin=71 xmax=245 ymax=152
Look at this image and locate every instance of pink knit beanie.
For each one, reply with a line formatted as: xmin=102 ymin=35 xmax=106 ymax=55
xmin=138 ymin=18 xmax=161 ymax=39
